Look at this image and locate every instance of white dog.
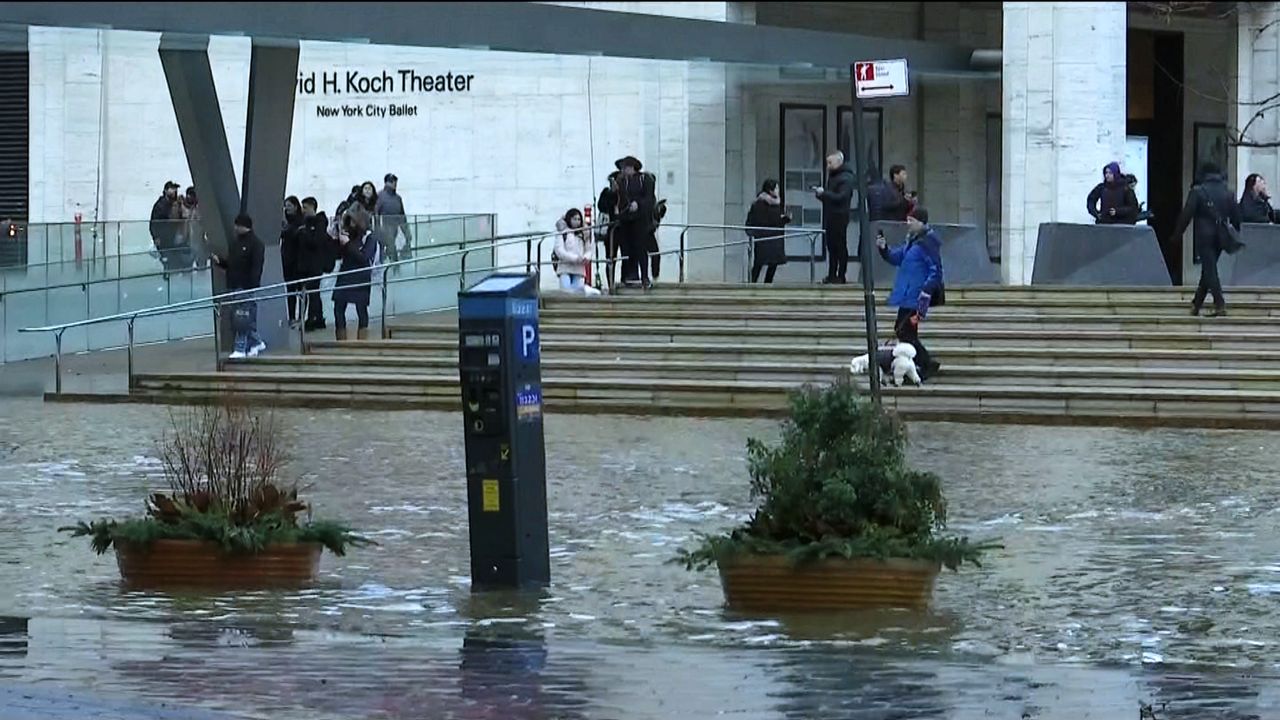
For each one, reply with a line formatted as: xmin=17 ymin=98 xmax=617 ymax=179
xmin=848 ymin=342 xmax=922 ymax=387
xmin=889 ymin=342 xmax=922 ymax=387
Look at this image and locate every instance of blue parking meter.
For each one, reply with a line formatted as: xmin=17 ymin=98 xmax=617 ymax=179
xmin=457 ymin=274 xmax=550 ymax=589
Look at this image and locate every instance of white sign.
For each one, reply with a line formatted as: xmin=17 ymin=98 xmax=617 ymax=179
xmin=854 ymin=59 xmax=909 ymax=99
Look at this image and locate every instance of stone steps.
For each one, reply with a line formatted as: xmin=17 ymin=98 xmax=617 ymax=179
xmin=107 ymin=283 xmax=1280 ymax=428
xmin=443 ymin=310 xmax=1269 ymax=332
xmin=124 ymin=371 xmax=1280 ymax=428
xmin=225 ymin=354 xmax=1280 ymax=390
xmin=301 ymin=339 xmax=1280 ymax=369
xmin=385 ymin=322 xmax=1280 ymax=351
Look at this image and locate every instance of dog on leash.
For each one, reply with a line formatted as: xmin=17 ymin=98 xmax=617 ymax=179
xmin=849 ymin=342 xmax=922 ymax=387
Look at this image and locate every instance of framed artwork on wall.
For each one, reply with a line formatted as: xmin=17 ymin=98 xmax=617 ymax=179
xmin=779 ymin=103 xmax=828 ymax=262
xmin=837 ymin=106 xmax=884 ymax=182
xmin=1192 ymin=122 xmax=1229 ymax=181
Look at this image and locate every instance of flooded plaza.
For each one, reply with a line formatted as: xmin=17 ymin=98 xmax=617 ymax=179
xmin=1 ymin=399 xmax=1280 ymax=719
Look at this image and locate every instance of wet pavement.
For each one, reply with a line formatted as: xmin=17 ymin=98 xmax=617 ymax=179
xmin=1 ymin=399 xmax=1279 ymax=718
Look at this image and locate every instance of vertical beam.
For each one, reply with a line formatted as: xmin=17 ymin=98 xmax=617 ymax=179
xmin=159 ymin=33 xmax=241 ymax=351
xmin=241 ymin=39 xmax=299 ymax=351
xmin=158 ymin=33 xmax=238 ymax=269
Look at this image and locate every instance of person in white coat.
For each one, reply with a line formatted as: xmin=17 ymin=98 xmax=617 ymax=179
xmin=554 ymin=208 xmax=599 ymax=295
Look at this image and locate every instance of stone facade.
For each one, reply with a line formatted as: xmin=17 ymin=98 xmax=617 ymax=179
xmin=1001 ymin=1 xmax=1127 ymax=285
xmin=23 ymin=2 xmax=1261 ymax=287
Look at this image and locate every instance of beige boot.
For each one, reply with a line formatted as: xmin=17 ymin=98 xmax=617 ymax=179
xmin=335 ymin=327 xmax=348 ymax=342
xmin=357 ymin=327 xmax=368 ymax=341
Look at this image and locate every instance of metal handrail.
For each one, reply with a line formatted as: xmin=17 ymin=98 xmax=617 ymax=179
xmin=677 ymin=223 xmax=826 ymax=284
xmin=21 ymin=227 xmax=564 ymax=393
xmin=30 ymin=223 xmax=824 ymax=395
xmin=20 ymin=227 xmax=550 ymax=336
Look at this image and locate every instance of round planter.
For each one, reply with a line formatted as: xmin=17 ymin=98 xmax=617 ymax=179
xmin=113 ymin=539 xmax=323 ymax=589
xmin=717 ymin=554 xmax=940 ymax=612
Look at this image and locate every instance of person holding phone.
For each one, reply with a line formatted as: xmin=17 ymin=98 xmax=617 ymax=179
xmin=877 ymin=207 xmax=943 ymax=380
xmin=814 ymin=151 xmax=854 ymax=284
xmin=331 ymin=207 xmax=378 ymax=341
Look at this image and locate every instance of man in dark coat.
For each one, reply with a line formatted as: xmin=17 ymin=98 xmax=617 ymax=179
xmin=211 ymin=213 xmax=266 ymax=358
xmin=375 ymin=173 xmax=413 ymax=259
xmin=299 ymin=197 xmax=331 ymax=331
xmin=1087 ymin=162 xmax=1140 ymax=225
xmin=1172 ymin=162 xmax=1242 ymax=317
xmin=867 ymin=164 xmax=912 ymax=222
xmin=614 ymin=155 xmax=657 ymax=288
xmin=595 ymin=173 xmax=620 ymax=292
xmin=815 ymin=151 xmax=854 ymax=284
xmin=150 ymin=181 xmax=181 ymax=271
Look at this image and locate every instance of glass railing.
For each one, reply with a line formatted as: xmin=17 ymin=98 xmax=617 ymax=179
xmin=1 ymin=214 xmax=496 ymax=363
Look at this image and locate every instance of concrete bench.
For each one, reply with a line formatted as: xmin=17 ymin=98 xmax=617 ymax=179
xmin=1031 ymin=223 xmax=1171 ymax=286
xmin=861 ymin=222 xmax=999 ymax=287
xmin=1220 ymin=223 xmax=1280 ymax=286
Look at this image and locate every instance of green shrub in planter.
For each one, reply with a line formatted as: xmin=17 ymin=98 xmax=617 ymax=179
xmin=678 ymin=380 xmax=997 ymax=571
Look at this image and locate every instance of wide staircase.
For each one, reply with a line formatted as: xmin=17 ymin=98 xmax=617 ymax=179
xmin=123 ymin=283 xmax=1280 ymax=428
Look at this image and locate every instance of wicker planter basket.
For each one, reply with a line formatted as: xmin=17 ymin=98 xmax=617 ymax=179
xmin=717 ymin=554 xmax=941 ymax=612
xmin=114 ymin=539 xmax=323 ymax=589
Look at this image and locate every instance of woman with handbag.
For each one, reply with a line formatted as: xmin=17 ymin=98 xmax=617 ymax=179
xmin=1173 ymin=162 xmax=1243 ymax=317
xmin=331 ymin=207 xmax=378 ymax=340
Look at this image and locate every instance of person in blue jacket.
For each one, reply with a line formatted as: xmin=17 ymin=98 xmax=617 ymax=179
xmin=877 ymin=206 xmax=943 ymax=380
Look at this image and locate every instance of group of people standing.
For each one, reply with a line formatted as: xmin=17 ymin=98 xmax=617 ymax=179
xmin=742 ymin=150 xmax=942 ymax=384
xmin=149 ymin=182 xmax=207 ymax=271
xmin=278 ymin=173 xmax=411 ymax=339
xmin=150 ymin=172 xmax=412 ymax=358
xmin=586 ymin=155 xmax=664 ymax=292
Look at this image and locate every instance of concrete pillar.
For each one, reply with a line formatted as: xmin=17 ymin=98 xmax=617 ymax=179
xmin=1236 ymin=4 xmax=1280 ymax=189
xmin=1001 ymin=1 xmax=1127 ymax=285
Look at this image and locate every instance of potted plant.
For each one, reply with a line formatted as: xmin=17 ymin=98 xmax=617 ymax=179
xmin=60 ymin=403 xmax=369 ymax=589
xmin=677 ymin=380 xmax=995 ymax=612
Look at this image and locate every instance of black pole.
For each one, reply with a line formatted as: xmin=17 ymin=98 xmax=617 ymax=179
xmin=849 ymin=65 xmax=881 ymax=405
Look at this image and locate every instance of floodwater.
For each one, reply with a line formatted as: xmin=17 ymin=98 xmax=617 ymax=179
xmin=1 ymin=399 xmax=1279 ymax=719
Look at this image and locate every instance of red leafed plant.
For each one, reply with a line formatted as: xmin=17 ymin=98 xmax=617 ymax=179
xmin=61 ymin=402 xmax=369 ymax=556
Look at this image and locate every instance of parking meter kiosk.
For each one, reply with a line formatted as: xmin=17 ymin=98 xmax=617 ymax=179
xmin=457 ymin=274 xmax=550 ymax=589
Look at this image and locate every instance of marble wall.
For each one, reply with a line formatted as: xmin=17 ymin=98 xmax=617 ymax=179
xmin=27 ymin=1 xmax=734 ymax=281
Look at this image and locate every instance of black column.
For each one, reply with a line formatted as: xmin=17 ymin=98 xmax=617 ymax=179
xmin=241 ymin=39 xmax=299 ymax=350
xmin=159 ymin=34 xmax=298 ymax=352
xmin=159 ymin=33 xmax=243 ymax=352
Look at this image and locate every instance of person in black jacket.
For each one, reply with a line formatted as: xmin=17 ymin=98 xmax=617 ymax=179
xmin=614 ymin=156 xmax=656 ymax=289
xmin=1240 ymin=173 xmax=1276 ymax=224
xmin=299 ymin=197 xmax=330 ymax=331
xmin=745 ymin=179 xmax=791 ymax=284
xmin=150 ymin=181 xmax=182 ymax=271
xmin=815 ymin=151 xmax=854 ymax=284
xmin=596 ymin=172 xmax=621 ymax=292
xmin=867 ymin=164 xmax=913 ymax=222
xmin=332 ymin=207 xmax=379 ymax=341
xmin=280 ymin=196 xmax=305 ymax=327
xmin=1173 ymin=162 xmax=1242 ymax=317
xmin=211 ymin=213 xmax=266 ymax=358
xmin=1087 ymin=162 xmax=1140 ymax=225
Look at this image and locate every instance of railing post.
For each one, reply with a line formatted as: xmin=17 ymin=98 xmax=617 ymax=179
xmin=380 ymin=272 xmax=390 ymax=340
xmin=460 ymin=248 xmax=468 ymax=292
xmin=809 ymin=232 xmax=817 ymax=285
xmin=126 ymin=318 xmax=136 ymax=388
xmin=679 ymin=228 xmax=688 ymax=283
xmin=536 ymin=237 xmax=546 ymax=285
xmin=212 ymin=305 xmax=224 ymax=372
xmin=53 ymin=329 xmax=64 ymax=396
xmin=297 ymin=290 xmax=308 ymax=352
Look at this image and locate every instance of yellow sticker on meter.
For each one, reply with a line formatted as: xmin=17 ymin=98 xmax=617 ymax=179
xmin=482 ymin=479 xmax=500 ymax=512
